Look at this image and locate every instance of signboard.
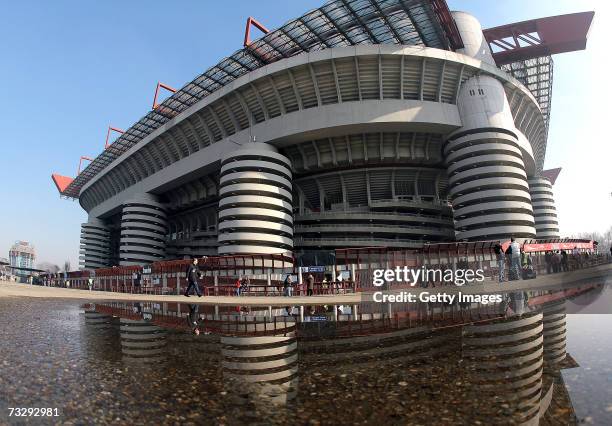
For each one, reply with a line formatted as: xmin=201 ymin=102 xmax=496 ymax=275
xmin=303 ymin=266 xmax=326 ymax=273
xmin=500 ymin=241 xmax=595 ymax=253
xmin=309 ymin=315 xmax=328 ymax=322
xmin=523 ymin=241 xmax=594 ymax=253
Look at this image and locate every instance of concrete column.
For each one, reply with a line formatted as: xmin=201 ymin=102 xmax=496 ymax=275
xmin=119 ymin=194 xmax=168 ymax=266
xmin=217 ymin=143 xmax=293 ymax=257
xmin=80 ymin=217 xmax=111 ymax=270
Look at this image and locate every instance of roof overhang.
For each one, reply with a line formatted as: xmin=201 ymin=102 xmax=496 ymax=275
xmin=483 ymin=11 xmax=594 ymax=65
xmin=51 ymin=174 xmax=74 ymax=193
xmin=542 ymin=167 xmax=562 ymax=185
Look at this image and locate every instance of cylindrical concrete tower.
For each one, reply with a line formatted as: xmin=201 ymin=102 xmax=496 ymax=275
xmin=452 ymin=11 xmax=496 ymax=65
xmin=445 ymin=75 xmax=536 ymax=240
xmin=119 ymin=194 xmax=168 ymax=266
xmin=542 ymin=301 xmax=566 ymax=368
xmin=528 ymin=177 xmax=560 ymax=239
xmin=217 ymin=143 xmax=293 ymax=255
xmin=119 ymin=318 xmax=166 ymax=363
xmin=80 ymin=218 xmax=111 ymax=270
xmin=221 ymin=317 xmax=298 ymax=405
xmin=461 ymin=311 xmax=544 ymax=423
xmin=445 ymin=12 xmax=536 ymax=241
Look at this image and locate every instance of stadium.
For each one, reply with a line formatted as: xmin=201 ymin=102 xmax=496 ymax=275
xmin=50 ymin=0 xmax=594 ymax=269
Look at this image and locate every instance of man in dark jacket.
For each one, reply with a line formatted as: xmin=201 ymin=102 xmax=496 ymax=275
xmin=306 ymin=274 xmax=315 ymax=296
xmin=185 ymin=258 xmax=202 ymax=297
xmin=494 ymin=242 xmax=505 ymax=282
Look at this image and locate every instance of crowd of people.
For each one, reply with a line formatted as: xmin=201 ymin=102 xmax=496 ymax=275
xmin=493 ymin=239 xmax=603 ymax=283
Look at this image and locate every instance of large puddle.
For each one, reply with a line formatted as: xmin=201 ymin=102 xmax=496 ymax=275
xmin=1 ymin=279 xmax=612 ymax=425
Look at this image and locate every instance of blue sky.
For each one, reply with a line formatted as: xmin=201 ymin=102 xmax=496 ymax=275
xmin=0 ymin=0 xmax=609 ymax=267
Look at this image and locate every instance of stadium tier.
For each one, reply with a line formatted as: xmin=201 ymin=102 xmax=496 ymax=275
xmin=50 ymin=0 xmax=593 ymax=268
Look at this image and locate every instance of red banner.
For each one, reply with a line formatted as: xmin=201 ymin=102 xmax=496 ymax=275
xmin=522 ymin=241 xmax=594 ymax=253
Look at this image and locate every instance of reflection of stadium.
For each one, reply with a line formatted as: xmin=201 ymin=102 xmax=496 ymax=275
xmin=82 ymin=283 xmax=597 ymax=420
xmin=49 ymin=1 xmax=593 ymax=269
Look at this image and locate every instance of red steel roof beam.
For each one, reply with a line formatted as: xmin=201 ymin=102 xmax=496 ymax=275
xmin=77 ymin=156 xmax=94 ymax=175
xmin=152 ymin=82 xmax=177 ymax=110
xmin=483 ymin=11 xmax=594 ymax=65
xmin=51 ymin=174 xmax=74 ymax=193
xmin=429 ymin=0 xmax=464 ymax=50
xmin=243 ymin=16 xmax=270 ymax=47
xmin=104 ymin=126 xmax=125 ymax=149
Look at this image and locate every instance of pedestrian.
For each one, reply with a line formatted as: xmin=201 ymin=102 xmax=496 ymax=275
xmin=283 ymin=274 xmax=293 ymax=297
xmin=134 ymin=271 xmax=142 ymax=291
xmin=561 ymin=250 xmax=569 ymax=272
xmin=235 ymin=276 xmax=242 ymax=296
xmin=544 ymin=251 xmax=553 ymax=274
xmin=88 ymin=277 xmax=94 ymax=291
xmin=552 ymin=251 xmax=562 ymax=273
xmin=494 ymin=242 xmax=505 ymax=282
xmin=508 ymin=238 xmax=522 ymax=280
xmin=306 ymin=274 xmax=315 ymax=296
xmin=241 ymin=275 xmax=250 ymax=295
xmin=187 ymin=304 xmax=200 ymax=336
xmin=184 ymin=258 xmax=202 ymax=297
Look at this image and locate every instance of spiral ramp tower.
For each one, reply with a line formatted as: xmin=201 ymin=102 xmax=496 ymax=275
xmin=221 ymin=316 xmax=298 ymax=405
xmin=79 ymin=218 xmax=111 ymax=270
xmin=461 ymin=311 xmax=544 ymax=424
xmin=217 ymin=143 xmax=293 ymax=256
xmin=542 ymin=301 xmax=567 ymax=368
xmin=119 ymin=195 xmax=168 ymax=266
xmin=84 ymin=307 xmax=113 ymax=328
xmin=528 ymin=177 xmax=560 ymax=239
xmin=445 ymin=12 xmax=536 ymax=241
xmin=119 ymin=318 xmax=167 ymax=363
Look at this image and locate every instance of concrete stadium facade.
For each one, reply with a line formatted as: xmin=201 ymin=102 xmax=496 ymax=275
xmin=53 ymin=1 xmax=590 ymax=269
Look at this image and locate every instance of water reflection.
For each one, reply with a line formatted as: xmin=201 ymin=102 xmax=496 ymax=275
xmin=75 ymin=283 xmax=606 ymax=424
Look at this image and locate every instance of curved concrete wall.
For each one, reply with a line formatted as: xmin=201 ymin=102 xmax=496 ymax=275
xmin=528 ymin=177 xmax=560 ymax=239
xmin=119 ymin=195 xmax=168 ymax=266
xmin=445 ymin=76 xmax=536 ymax=241
xmin=542 ymin=302 xmax=567 ymax=367
xmin=452 ymin=11 xmax=495 ymax=65
xmin=462 ymin=312 xmax=544 ymax=423
xmin=79 ymin=45 xmax=544 ymax=216
xmin=119 ymin=318 xmax=167 ymax=363
xmin=80 ymin=218 xmax=111 ymax=270
xmin=221 ymin=319 xmax=298 ymax=405
xmin=218 ymin=143 xmax=293 ymax=255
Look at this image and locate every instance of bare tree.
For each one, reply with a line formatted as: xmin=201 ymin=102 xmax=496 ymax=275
xmin=37 ymin=262 xmax=60 ymax=273
xmin=571 ymin=225 xmax=612 ymax=252
xmin=63 ymin=260 xmax=71 ymax=273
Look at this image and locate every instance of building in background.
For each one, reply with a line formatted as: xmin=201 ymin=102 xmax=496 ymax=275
xmin=49 ymin=0 xmax=593 ymax=269
xmin=9 ymin=241 xmax=36 ymax=279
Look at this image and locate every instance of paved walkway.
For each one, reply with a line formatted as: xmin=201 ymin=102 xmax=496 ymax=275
xmin=1 ymin=263 xmax=610 ymax=306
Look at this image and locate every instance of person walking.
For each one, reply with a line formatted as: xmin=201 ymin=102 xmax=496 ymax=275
xmin=187 ymin=304 xmax=201 ymax=336
xmin=508 ymin=238 xmax=522 ymax=280
xmin=184 ymin=258 xmax=202 ymax=297
xmin=494 ymin=242 xmax=505 ymax=282
xmin=235 ymin=277 xmax=242 ymax=296
xmin=241 ymin=275 xmax=250 ymax=295
xmin=306 ymin=274 xmax=315 ymax=296
xmin=561 ymin=250 xmax=569 ymax=272
xmin=283 ymin=274 xmax=293 ymax=297
xmin=544 ymin=251 xmax=553 ymax=274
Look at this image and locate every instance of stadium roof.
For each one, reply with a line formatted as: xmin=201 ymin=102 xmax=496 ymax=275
xmin=53 ymin=2 xmax=593 ymax=199
xmin=54 ymin=0 xmax=458 ymax=199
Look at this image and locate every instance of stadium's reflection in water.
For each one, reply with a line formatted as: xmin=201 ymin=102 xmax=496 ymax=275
xmin=82 ymin=284 xmax=597 ymax=424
